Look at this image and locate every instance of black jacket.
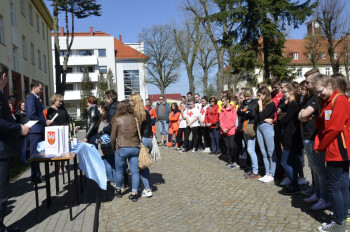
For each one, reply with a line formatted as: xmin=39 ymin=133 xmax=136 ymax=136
xmin=86 ymin=105 xmax=100 ymax=139
xmin=237 ymin=99 xmax=258 ymax=125
xmin=15 ymin=110 xmax=26 ymax=124
xmin=103 ymin=100 xmax=118 ymax=135
xmin=47 ymin=107 xmax=71 ymax=126
xmin=0 ymin=91 xmax=21 ymax=159
xmin=141 ymin=110 xmax=153 ymax=138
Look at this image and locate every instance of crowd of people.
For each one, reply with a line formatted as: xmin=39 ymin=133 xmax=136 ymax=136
xmin=1 ymin=59 xmax=350 ymax=231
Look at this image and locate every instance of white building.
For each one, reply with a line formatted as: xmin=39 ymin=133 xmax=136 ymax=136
xmin=51 ymin=27 xmax=148 ymax=118
xmin=0 ymin=0 xmax=54 ymax=107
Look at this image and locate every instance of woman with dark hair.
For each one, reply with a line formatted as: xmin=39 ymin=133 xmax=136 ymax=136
xmin=15 ymin=100 xmax=29 ymax=164
xmin=167 ymin=103 xmax=181 ymax=148
xmin=110 ymin=101 xmax=140 ymax=202
xmin=205 ymin=96 xmax=220 ymax=154
xmin=84 ymin=96 xmax=100 ymax=148
xmin=279 ymin=84 xmax=302 ymax=194
xmin=255 ymin=87 xmax=277 ymax=183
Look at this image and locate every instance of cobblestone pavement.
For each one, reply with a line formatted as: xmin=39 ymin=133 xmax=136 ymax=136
xmin=99 ymin=146 xmax=347 ymax=232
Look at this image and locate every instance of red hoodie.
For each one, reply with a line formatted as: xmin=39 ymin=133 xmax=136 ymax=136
xmin=205 ymin=105 xmax=219 ymax=129
xmin=219 ymin=105 xmax=237 ymax=136
xmin=314 ymin=90 xmax=350 ymax=162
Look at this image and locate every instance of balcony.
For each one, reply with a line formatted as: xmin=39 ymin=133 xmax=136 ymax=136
xmin=59 ymin=56 xmax=98 ymax=66
xmin=65 ymin=73 xmax=98 ymax=83
xmin=64 ymin=90 xmax=97 ymax=101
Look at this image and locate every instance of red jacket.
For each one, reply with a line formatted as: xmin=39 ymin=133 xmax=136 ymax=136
xmin=219 ymin=105 xmax=237 ymax=136
xmin=205 ymin=105 xmax=219 ymax=129
xmin=314 ymin=90 xmax=350 ymax=162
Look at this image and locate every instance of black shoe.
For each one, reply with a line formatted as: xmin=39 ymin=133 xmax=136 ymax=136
xmin=129 ymin=194 xmax=138 ymax=202
xmin=279 ymin=187 xmax=300 ymax=195
xmin=215 ymin=151 xmax=221 ymax=155
xmin=115 ymin=189 xmax=122 ymax=198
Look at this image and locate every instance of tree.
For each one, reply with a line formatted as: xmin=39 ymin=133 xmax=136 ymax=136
xmin=340 ymin=37 xmax=350 ymax=81
xmin=316 ymin=0 xmax=350 ymax=73
xmin=230 ymin=0 xmax=316 ymax=81
xmin=106 ymin=68 xmax=116 ymax=90
xmin=185 ymin=0 xmax=237 ymax=95
xmin=304 ymin=33 xmax=325 ymax=68
xmin=96 ymin=72 xmax=108 ymax=104
xmin=138 ymin=24 xmax=181 ymax=95
xmin=206 ymin=82 xmax=217 ymax=98
xmin=173 ymin=18 xmax=201 ymax=93
xmin=49 ymin=0 xmax=101 ymax=95
xmin=80 ymin=68 xmax=93 ymax=119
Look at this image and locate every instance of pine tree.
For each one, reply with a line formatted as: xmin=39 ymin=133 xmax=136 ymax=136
xmin=96 ymin=71 xmax=108 ymax=104
xmin=106 ymin=68 xmax=116 ymax=90
xmin=80 ymin=68 xmax=93 ymax=119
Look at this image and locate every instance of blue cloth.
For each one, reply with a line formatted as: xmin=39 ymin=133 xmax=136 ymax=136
xmin=37 ymin=141 xmax=107 ymax=190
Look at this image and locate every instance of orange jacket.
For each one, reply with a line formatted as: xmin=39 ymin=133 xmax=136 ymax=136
xmin=168 ymin=110 xmax=181 ymax=132
xmin=314 ymin=90 xmax=350 ymax=162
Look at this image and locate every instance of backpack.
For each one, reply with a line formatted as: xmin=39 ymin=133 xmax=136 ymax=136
xmin=331 ymin=93 xmax=350 ymax=132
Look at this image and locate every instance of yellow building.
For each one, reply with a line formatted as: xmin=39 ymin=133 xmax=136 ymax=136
xmin=0 ymin=0 xmax=53 ymax=108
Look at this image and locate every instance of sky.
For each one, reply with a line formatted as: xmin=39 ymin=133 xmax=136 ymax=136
xmin=44 ymin=0 xmax=346 ymax=96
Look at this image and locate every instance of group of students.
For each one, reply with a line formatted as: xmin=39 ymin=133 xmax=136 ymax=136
xmin=152 ymin=68 xmax=350 ymax=232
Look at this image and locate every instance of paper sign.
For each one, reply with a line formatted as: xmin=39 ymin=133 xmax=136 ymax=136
xmin=25 ymin=120 xmax=38 ymax=128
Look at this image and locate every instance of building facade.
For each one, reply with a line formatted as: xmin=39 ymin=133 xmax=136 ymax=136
xmin=0 ymin=0 xmax=54 ymax=108
xmin=52 ymin=27 xmax=148 ymax=118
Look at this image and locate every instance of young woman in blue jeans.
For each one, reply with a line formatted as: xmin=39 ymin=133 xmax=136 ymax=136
xmin=130 ymin=93 xmax=153 ymax=198
xmin=255 ymin=87 xmax=277 ymax=183
xmin=110 ymin=101 xmax=140 ymax=202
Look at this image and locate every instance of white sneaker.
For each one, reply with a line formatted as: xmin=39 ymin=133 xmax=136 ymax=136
xmin=192 ymin=148 xmax=196 ymax=153
xmin=303 ymin=193 xmax=318 ymax=204
xmin=233 ymin=162 xmax=240 ymax=168
xmin=258 ymin=175 xmax=269 ymax=182
xmin=141 ymin=189 xmax=153 ymax=198
xmin=298 ymin=177 xmax=309 ymax=185
xmin=311 ymin=198 xmax=331 ymax=211
xmin=203 ymin=147 xmax=211 ymax=153
xmin=280 ymin=177 xmax=291 ymax=186
xmin=262 ymin=175 xmax=274 ymax=183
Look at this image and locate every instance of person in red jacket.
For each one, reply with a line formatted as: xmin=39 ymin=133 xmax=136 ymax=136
xmin=313 ymin=75 xmax=350 ymax=232
xmin=205 ymin=96 xmax=221 ymax=154
xmin=219 ymin=95 xmax=238 ymax=168
xmin=167 ymin=103 xmax=181 ymax=147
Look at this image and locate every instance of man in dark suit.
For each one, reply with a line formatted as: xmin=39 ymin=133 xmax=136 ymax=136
xmin=0 ymin=63 xmax=31 ymax=232
xmin=25 ymin=82 xmax=51 ymax=182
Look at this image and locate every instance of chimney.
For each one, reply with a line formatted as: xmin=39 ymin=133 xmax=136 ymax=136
xmin=60 ymin=27 xmax=64 ymax=36
xmin=119 ymin=35 xmax=122 ymax=42
xmin=90 ymin=27 xmax=93 ymax=36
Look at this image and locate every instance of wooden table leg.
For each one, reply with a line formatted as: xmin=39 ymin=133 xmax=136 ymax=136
xmin=55 ymin=161 xmax=59 ymax=195
xmin=34 ymin=162 xmax=40 ymax=223
xmin=45 ymin=162 xmax=51 ymax=208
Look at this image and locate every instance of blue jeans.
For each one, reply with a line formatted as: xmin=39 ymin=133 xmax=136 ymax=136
xmin=313 ymin=150 xmax=328 ymax=201
xmin=244 ymin=134 xmax=258 ymax=173
xmin=115 ymin=147 xmax=140 ymax=193
xmin=140 ymin=137 xmax=153 ymax=190
xmin=281 ymin=150 xmax=298 ymax=188
xmin=158 ymin=120 xmax=168 ymax=135
xmin=327 ymin=161 xmax=349 ymax=224
xmin=102 ymin=154 xmax=116 ymax=183
xmin=19 ymin=136 xmax=29 ymax=164
xmin=209 ymin=128 xmax=220 ymax=153
xmin=256 ymin=123 xmax=276 ymax=176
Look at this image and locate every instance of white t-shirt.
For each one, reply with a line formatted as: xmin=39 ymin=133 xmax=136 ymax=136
xmin=186 ymin=107 xmax=200 ymax=127
xmin=199 ymin=104 xmax=210 ymax=126
xmin=195 ymin=102 xmax=201 ymax=111
xmin=179 ymin=110 xmax=188 ymax=128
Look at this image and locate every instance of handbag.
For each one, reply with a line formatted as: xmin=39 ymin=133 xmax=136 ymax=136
xmin=135 ymin=117 xmax=152 ymax=170
xmin=244 ymin=124 xmax=256 ymax=138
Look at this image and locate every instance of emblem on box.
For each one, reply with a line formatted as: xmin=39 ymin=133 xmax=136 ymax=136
xmin=47 ymin=131 xmax=55 ymax=145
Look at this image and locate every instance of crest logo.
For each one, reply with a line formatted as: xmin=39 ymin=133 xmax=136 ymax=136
xmin=47 ymin=131 xmax=55 ymax=145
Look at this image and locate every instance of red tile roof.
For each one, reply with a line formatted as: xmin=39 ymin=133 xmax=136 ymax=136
xmin=114 ymin=39 xmax=148 ymax=60
xmin=148 ymin=94 xmax=182 ymax=102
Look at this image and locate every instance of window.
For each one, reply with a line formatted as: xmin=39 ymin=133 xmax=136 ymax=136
xmin=0 ymin=16 xmax=4 ymax=44
xmin=98 ymin=49 xmax=106 ymax=57
xmin=13 ymin=45 xmax=18 ymax=71
xmin=79 ymin=50 xmax=93 ymax=56
xmin=293 ymin=53 xmax=298 ymax=60
xmin=20 ymin=0 xmax=25 ymax=15
xmin=29 ymin=4 xmax=33 ymax=25
xmin=10 ymin=2 xmax=16 ymax=28
xmin=22 ymin=36 xmax=27 ymax=59
xmin=66 ymin=84 xmax=74 ymax=91
xmin=297 ymin=68 xmax=302 ymax=77
xmin=124 ymin=70 xmax=140 ymax=98
xmin=66 ymin=67 xmax=73 ymax=73
xmin=37 ymin=49 xmax=41 ymax=69
xmin=43 ymin=54 xmax=47 ymax=73
xmin=326 ymin=67 xmax=330 ymax=76
xmin=36 ymin=13 xmax=39 ymax=33
xmin=339 ymin=68 xmax=343 ymax=74
xmin=321 ymin=53 xmax=326 ymax=59
xmin=42 ymin=22 xmax=45 ymax=40
xmin=99 ymin=66 xmax=107 ymax=74
xmin=59 ymin=50 xmax=67 ymax=56
xmin=30 ymin=43 xmax=35 ymax=65
xmin=334 ymin=52 xmax=338 ymax=59
xmin=80 ymin=66 xmax=94 ymax=73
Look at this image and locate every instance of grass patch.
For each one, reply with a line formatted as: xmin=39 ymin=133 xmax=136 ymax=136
xmin=9 ymin=155 xmax=30 ymax=182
